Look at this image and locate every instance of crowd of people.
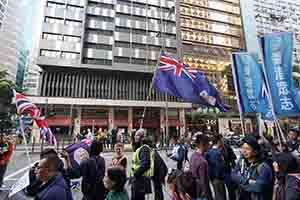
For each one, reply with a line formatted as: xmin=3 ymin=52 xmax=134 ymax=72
xmin=2 ymin=126 xmax=300 ymax=200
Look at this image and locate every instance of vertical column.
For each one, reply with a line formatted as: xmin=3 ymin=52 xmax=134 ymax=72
xmin=128 ymin=107 xmax=133 ymax=133
xmin=73 ymin=107 xmax=82 ymax=136
xmin=160 ymin=109 xmax=165 ymax=130
xmin=179 ymin=108 xmax=186 ymax=137
xmin=108 ymin=107 xmax=115 ymax=131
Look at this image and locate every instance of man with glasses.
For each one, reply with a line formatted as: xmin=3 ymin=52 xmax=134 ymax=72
xmin=34 ymin=154 xmax=73 ymax=200
xmin=231 ymin=135 xmax=273 ymax=200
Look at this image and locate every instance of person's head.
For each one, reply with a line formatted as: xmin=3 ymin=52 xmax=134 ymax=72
xmin=288 ymin=127 xmax=299 ymax=141
xmin=273 ymin=152 xmax=299 ymax=174
xmin=115 ymin=143 xmax=124 ymax=156
xmin=90 ymin=140 xmax=103 ymax=157
xmin=40 ymin=148 xmax=58 ymax=159
xmin=193 ymin=133 xmax=209 ymax=152
xmin=211 ymin=134 xmax=224 ymax=149
xmin=35 ymin=154 xmax=61 ymax=182
xmin=176 ymin=172 xmax=195 ymax=200
xmin=241 ymin=135 xmax=261 ymax=161
xmin=103 ymin=166 xmax=127 ymax=192
xmin=167 ymin=169 xmax=181 ymax=193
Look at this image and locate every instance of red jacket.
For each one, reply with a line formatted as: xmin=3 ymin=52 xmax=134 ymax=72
xmin=0 ymin=142 xmax=14 ymax=165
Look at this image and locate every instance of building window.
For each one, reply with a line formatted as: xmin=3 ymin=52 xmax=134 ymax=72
xmin=87 ymin=15 xmax=114 ymax=23
xmin=61 ymin=52 xmax=80 ymax=59
xmin=84 ymin=43 xmax=112 ymax=50
xmin=63 ymin=35 xmax=81 ymax=42
xmin=67 ymin=5 xmax=83 ymax=12
xmin=45 ymin=17 xmax=64 ymax=24
xmin=132 ymin=29 xmax=147 ymax=35
xmin=148 ymin=59 xmax=157 ymax=66
xmin=65 ymin=19 xmax=82 ymax=27
xmin=86 ymin=29 xmax=114 ymax=36
xmin=115 ymin=27 xmax=130 ymax=33
xmin=114 ymin=56 xmax=130 ymax=64
xmin=40 ymin=49 xmax=60 ymax=58
xmin=83 ymin=58 xmax=112 ymax=65
xmin=88 ymin=1 xmax=114 ymax=9
xmin=132 ymin=43 xmax=147 ymax=49
xmin=115 ymin=41 xmax=130 ymax=48
xmin=47 ymin=2 xmax=65 ymax=9
xmin=43 ymin=33 xmax=63 ymax=41
xmin=131 ymin=58 xmax=146 ymax=65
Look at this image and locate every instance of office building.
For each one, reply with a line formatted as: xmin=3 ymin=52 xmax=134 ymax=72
xmin=30 ymin=0 xmax=246 ymax=135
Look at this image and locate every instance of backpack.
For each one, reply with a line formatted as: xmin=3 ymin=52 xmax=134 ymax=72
xmin=154 ymin=150 xmax=168 ymax=184
xmin=171 ymin=144 xmax=184 ymax=162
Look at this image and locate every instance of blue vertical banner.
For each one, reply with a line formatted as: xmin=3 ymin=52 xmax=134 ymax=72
xmin=259 ymin=32 xmax=300 ymax=117
xmin=232 ymin=53 xmax=273 ymax=119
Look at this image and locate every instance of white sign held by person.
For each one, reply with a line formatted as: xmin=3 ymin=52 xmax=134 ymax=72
xmin=9 ymin=171 xmax=30 ymax=197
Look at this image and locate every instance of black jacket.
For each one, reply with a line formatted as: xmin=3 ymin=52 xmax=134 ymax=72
xmin=80 ymin=155 xmax=106 ymax=200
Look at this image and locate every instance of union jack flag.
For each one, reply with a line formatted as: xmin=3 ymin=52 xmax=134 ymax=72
xmin=35 ymin=119 xmax=57 ymax=145
xmin=15 ymin=91 xmax=41 ymax=119
xmin=158 ymin=51 xmax=198 ymax=80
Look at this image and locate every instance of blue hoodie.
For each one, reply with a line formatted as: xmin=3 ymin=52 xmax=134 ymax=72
xmin=35 ymin=174 xmax=73 ymax=200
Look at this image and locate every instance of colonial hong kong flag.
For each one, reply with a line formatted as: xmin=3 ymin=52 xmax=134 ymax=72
xmin=35 ymin=119 xmax=57 ymax=145
xmin=65 ymin=139 xmax=92 ymax=169
xmin=153 ymin=51 xmax=229 ymax=112
xmin=15 ymin=91 xmax=41 ymax=118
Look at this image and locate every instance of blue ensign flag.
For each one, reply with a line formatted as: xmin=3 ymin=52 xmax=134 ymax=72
xmin=259 ymin=32 xmax=300 ymax=117
xmin=153 ymin=51 xmax=229 ymax=112
xmin=231 ymin=53 xmax=273 ymax=119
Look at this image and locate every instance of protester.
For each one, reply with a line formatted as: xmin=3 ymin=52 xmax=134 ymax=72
xmin=287 ymin=127 xmax=300 ymax=159
xmin=111 ymin=143 xmax=127 ymax=171
xmin=0 ymin=135 xmax=14 ymax=189
xmin=34 ymin=154 xmax=73 ymax=200
xmin=130 ymin=129 xmax=154 ymax=200
xmin=168 ymin=136 xmax=185 ymax=170
xmin=153 ymin=141 xmax=168 ymax=200
xmin=167 ymin=169 xmax=181 ymax=200
xmin=231 ymin=135 xmax=273 ymax=200
xmin=80 ymin=140 xmax=106 ymax=200
xmin=206 ymin=134 xmax=226 ymax=200
xmin=111 ymin=127 xmax=118 ymax=151
xmin=272 ymin=152 xmax=300 ymax=200
xmin=104 ymin=166 xmax=129 ymax=200
xmin=189 ymin=133 xmax=211 ymax=200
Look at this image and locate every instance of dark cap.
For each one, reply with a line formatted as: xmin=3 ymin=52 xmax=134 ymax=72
xmin=242 ymin=135 xmax=261 ymax=152
xmin=289 ymin=127 xmax=300 ymax=134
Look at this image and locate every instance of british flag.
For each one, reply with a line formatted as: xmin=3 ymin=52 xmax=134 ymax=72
xmin=35 ymin=119 xmax=57 ymax=145
xmin=158 ymin=51 xmax=198 ymax=80
xmin=15 ymin=91 xmax=41 ymax=119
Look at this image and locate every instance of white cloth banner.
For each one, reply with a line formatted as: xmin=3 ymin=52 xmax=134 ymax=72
xmin=9 ymin=171 xmax=29 ymax=197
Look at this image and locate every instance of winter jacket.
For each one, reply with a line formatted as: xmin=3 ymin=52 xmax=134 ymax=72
xmin=34 ymin=174 xmax=73 ymax=200
xmin=231 ymin=157 xmax=273 ymax=200
xmin=106 ymin=191 xmax=129 ymax=200
xmin=190 ymin=151 xmax=210 ymax=198
xmin=206 ymin=147 xmax=225 ymax=180
xmin=80 ymin=155 xmax=106 ymax=200
xmin=273 ymin=173 xmax=300 ymax=200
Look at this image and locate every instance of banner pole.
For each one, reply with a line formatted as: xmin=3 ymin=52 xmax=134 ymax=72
xmin=230 ymin=54 xmax=246 ymax=136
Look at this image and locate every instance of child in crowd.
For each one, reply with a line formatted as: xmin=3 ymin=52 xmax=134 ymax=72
xmin=104 ymin=166 xmax=129 ymax=200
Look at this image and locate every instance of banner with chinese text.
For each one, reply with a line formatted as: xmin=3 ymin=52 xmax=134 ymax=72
xmin=231 ymin=53 xmax=273 ymax=119
xmin=259 ymin=32 xmax=300 ymax=117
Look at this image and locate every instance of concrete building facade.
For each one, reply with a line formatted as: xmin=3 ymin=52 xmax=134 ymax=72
xmin=33 ymin=0 xmax=245 ymax=136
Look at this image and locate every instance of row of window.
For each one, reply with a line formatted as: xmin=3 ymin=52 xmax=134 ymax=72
xmin=47 ymin=1 xmax=84 ymax=11
xmin=115 ymin=26 xmax=176 ymax=39
xmin=84 ymin=43 xmax=113 ymax=50
xmin=86 ymin=15 xmax=114 ymax=23
xmin=117 ymin=0 xmax=173 ymax=11
xmin=116 ymin=13 xmax=176 ymax=25
xmin=43 ymin=33 xmax=81 ymax=42
xmin=40 ymin=49 xmax=80 ymax=59
xmin=45 ymin=17 xmax=82 ymax=27
xmin=114 ymin=41 xmax=177 ymax=52
xmin=88 ymin=1 xmax=114 ymax=9
xmin=114 ymin=57 xmax=157 ymax=66
xmin=82 ymin=58 xmax=112 ymax=65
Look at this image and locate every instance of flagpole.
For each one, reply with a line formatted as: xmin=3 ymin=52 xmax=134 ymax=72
xmin=13 ymin=90 xmax=31 ymax=164
xmin=230 ymin=54 xmax=246 ymax=136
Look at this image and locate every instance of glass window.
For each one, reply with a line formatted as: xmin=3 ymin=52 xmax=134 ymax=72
xmin=131 ymin=58 xmax=146 ymax=65
xmin=88 ymin=2 xmax=114 ymax=9
xmin=83 ymin=58 xmax=112 ymax=65
xmin=61 ymin=52 xmax=79 ymax=59
xmin=63 ymin=35 xmax=81 ymax=42
xmin=84 ymin=43 xmax=112 ymax=50
xmin=65 ymin=19 xmax=82 ymax=27
xmin=115 ymin=41 xmax=130 ymax=48
xmin=67 ymin=5 xmax=83 ymax=12
xmin=45 ymin=17 xmax=64 ymax=24
xmin=43 ymin=33 xmax=63 ymax=41
xmin=115 ymin=27 xmax=130 ymax=33
xmin=47 ymin=2 xmax=65 ymax=9
xmin=114 ymin=56 xmax=130 ymax=64
xmin=40 ymin=49 xmax=60 ymax=58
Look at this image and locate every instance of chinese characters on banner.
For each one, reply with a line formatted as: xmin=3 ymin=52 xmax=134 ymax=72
xmin=259 ymin=32 xmax=300 ymax=117
xmin=232 ymin=53 xmax=273 ymax=119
